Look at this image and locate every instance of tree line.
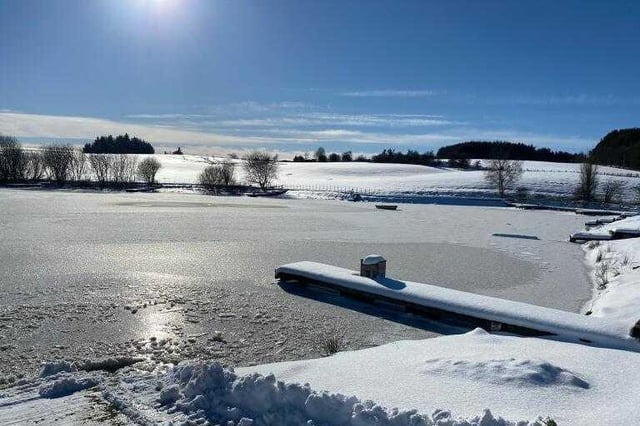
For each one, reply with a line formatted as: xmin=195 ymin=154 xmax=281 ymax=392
xmin=297 ymin=142 xmax=582 ymax=168
xmin=590 ymin=128 xmax=640 ymax=170
xmin=437 ymin=141 xmax=583 ymax=163
xmin=83 ymin=134 xmax=154 ymax=154
xmin=0 ymin=135 xmax=162 ymax=186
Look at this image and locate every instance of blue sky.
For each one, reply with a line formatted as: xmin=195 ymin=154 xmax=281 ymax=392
xmin=1 ymin=0 xmax=639 ymax=156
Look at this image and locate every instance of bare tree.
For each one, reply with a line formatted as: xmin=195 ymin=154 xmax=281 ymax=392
xmin=111 ymin=154 xmax=138 ymax=183
xmin=484 ymin=159 xmax=524 ymax=196
xmin=243 ymin=151 xmax=279 ymax=190
xmin=0 ymin=135 xmax=29 ymax=182
xmin=42 ymin=144 xmax=75 ymax=183
xmin=26 ymin=151 xmax=45 ymax=181
xmin=137 ymin=157 xmax=162 ymax=184
xmin=89 ymin=154 xmax=113 ymax=185
xmin=601 ymin=179 xmax=625 ymax=204
xmin=574 ymin=162 xmax=599 ymax=203
xmin=70 ymin=150 xmax=88 ymax=181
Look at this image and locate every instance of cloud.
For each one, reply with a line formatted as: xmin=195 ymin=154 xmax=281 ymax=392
xmin=0 ymin=112 xmax=274 ymax=146
xmin=214 ymin=113 xmax=456 ymax=128
xmin=341 ymin=89 xmax=437 ymax=98
xmin=0 ymin=111 xmax=592 ymax=154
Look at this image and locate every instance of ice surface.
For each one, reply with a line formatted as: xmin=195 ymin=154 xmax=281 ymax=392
xmin=0 ymin=189 xmax=593 ymax=377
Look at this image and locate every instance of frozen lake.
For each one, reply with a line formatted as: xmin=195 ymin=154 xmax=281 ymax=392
xmin=0 ymin=189 xmax=591 ymax=377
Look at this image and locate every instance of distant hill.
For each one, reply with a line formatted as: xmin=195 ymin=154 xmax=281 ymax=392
xmin=83 ymin=134 xmax=154 ymax=154
xmin=436 ymin=141 xmax=581 ymax=163
xmin=591 ymin=128 xmax=640 ymax=170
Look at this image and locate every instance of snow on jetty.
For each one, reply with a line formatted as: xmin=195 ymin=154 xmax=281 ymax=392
xmin=275 ymin=261 xmax=638 ymax=351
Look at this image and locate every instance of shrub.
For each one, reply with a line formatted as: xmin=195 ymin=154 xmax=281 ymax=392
xmin=243 ymin=151 xmax=278 ymax=189
xmin=26 ymin=151 xmax=45 ymax=181
xmin=137 ymin=157 xmax=162 ymax=184
xmin=321 ymin=334 xmax=342 ymax=356
xmin=199 ymin=161 xmax=236 ymax=191
xmin=111 ymin=154 xmax=138 ymax=183
xmin=42 ymin=145 xmax=75 ymax=183
xmin=595 ymin=260 xmax=617 ymax=290
xmin=70 ymin=150 xmax=88 ymax=181
xmin=89 ymin=154 xmax=114 ymax=185
xmin=600 ymin=179 xmax=625 ymax=204
xmin=0 ymin=135 xmax=29 ymax=182
xmin=515 ymin=186 xmax=530 ymax=201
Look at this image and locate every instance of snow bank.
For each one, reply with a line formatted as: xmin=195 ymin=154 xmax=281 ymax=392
xmin=39 ymin=374 xmax=100 ymax=398
xmin=573 ymin=214 xmax=640 ymax=332
xmin=3 ymin=358 xmax=544 ymax=425
xmin=242 ymin=328 xmax=640 ymax=424
xmin=157 ymin=360 xmax=540 ymax=426
xmin=39 ymin=356 xmax=145 ymax=377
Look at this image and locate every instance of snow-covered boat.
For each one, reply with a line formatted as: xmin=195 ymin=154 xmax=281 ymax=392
xmin=375 ymin=204 xmax=398 ymax=210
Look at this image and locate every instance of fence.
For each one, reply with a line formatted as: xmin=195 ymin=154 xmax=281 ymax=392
xmin=284 ymin=184 xmax=379 ymax=196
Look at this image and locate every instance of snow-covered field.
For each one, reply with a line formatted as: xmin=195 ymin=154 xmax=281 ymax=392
xmin=148 ymin=154 xmax=640 ymax=200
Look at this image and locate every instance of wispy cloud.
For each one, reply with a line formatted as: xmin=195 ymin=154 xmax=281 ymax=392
xmin=0 ymin=112 xmax=275 ymax=146
xmin=214 ymin=113 xmax=457 ymax=128
xmin=489 ymin=94 xmax=620 ymax=107
xmin=341 ymin=89 xmax=437 ymax=98
xmin=126 ymin=113 xmax=209 ymax=120
xmin=450 ymin=92 xmax=640 ymax=107
xmin=0 ymin=110 xmax=593 ymax=155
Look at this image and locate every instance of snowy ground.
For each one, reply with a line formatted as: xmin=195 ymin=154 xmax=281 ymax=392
xmin=148 ymin=154 xmax=640 ymax=200
xmin=578 ymin=215 xmax=640 ymax=328
xmin=2 ymin=328 xmax=639 ymax=425
xmin=244 ymin=328 xmax=640 ymax=425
